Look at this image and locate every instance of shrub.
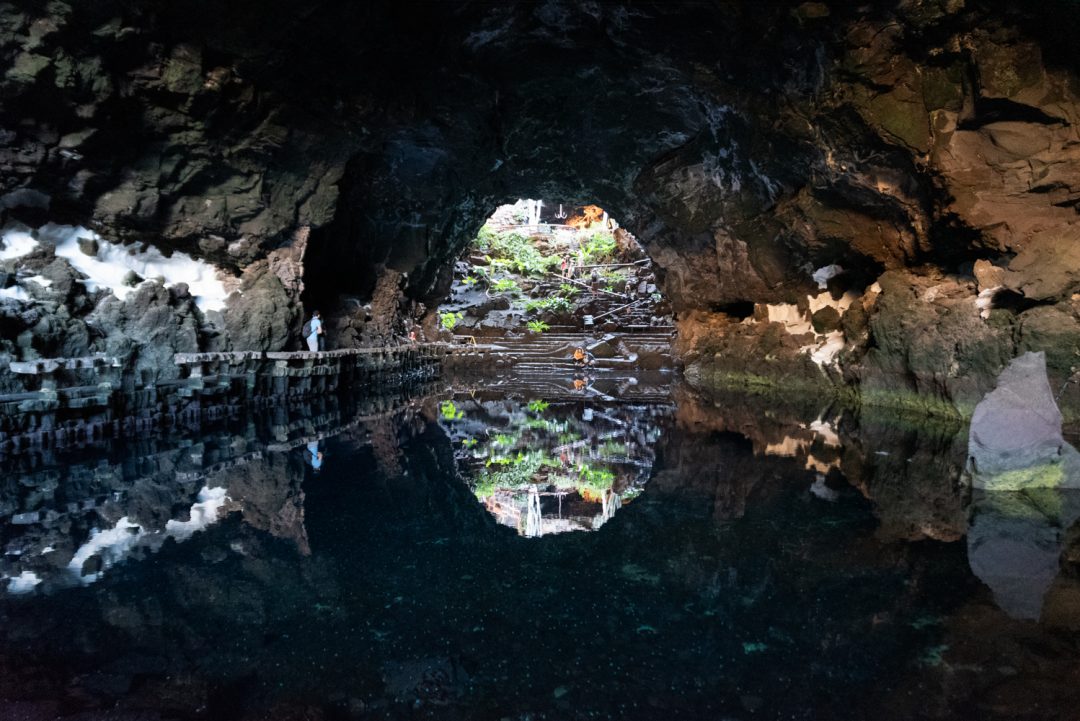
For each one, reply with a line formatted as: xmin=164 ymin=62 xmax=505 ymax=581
xmin=440 ymin=311 xmax=464 ymax=330
xmin=558 ymin=283 xmax=581 ymax=297
xmin=484 ymin=231 xmax=557 ymax=277
xmin=523 ymin=296 xmax=572 ymax=315
xmin=491 ymin=277 xmax=521 ymax=295
xmin=526 ymin=319 xmax=550 ymax=333
xmin=474 ymin=223 xmax=496 ymax=252
xmin=580 ymin=231 xmax=617 ymax=264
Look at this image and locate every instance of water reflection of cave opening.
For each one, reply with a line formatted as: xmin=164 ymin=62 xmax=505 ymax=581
xmin=439 ymin=393 xmax=668 ymax=536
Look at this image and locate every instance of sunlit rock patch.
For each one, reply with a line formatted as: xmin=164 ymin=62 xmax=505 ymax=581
xmin=1 ymin=224 xmax=229 ymax=310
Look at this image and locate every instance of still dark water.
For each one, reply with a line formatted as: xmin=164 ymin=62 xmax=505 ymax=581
xmin=2 ymin=378 xmax=1079 ymax=720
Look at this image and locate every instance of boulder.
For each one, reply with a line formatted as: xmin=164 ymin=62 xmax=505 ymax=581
xmin=968 ymin=351 xmax=1071 ymax=487
xmin=1003 ymin=228 xmax=1080 ymax=301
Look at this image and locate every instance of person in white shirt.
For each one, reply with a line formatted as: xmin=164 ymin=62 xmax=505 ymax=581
xmin=306 ymin=310 xmax=323 ymax=352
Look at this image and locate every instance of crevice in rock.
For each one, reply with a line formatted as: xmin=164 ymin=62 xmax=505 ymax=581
xmin=959 ymin=97 xmax=1069 ymax=130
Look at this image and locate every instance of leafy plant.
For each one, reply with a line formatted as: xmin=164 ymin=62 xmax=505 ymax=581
xmin=483 ymin=231 xmax=559 ymax=277
xmin=440 ymin=400 xmax=465 ymax=421
xmin=490 ymin=277 xmax=521 ymax=295
xmin=440 ymin=311 xmax=464 ymax=330
xmin=527 ymin=399 xmax=550 ymax=414
xmin=576 ymin=463 xmax=616 ymax=491
xmin=580 ymin=230 xmax=617 ymax=264
xmin=526 ymin=319 xmax=550 ymax=333
xmin=462 ymin=437 xmax=478 ymax=448
xmin=523 ymin=297 xmax=572 ymax=315
xmin=601 ymin=269 xmax=625 ymax=286
xmin=558 ymin=283 xmax=581 ymax=297
xmin=474 ymin=224 xmax=496 ymax=252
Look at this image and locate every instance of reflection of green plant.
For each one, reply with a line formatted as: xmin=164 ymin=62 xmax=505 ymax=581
xmin=600 ymin=441 xmax=627 ymax=456
xmin=474 ymin=450 xmax=559 ymax=494
xmin=557 ymin=431 xmax=581 ymax=445
xmin=526 ymin=320 xmax=550 ymax=333
xmin=527 ymin=399 xmax=550 ymax=414
xmin=440 ymin=400 xmax=464 ymax=420
xmin=440 ymin=311 xmax=464 ymax=330
xmin=577 ymin=463 xmax=616 ymax=491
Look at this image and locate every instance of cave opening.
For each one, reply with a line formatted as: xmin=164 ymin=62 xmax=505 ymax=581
xmin=428 ymin=199 xmax=675 ymax=376
xmin=5 ymin=1 xmax=1080 ymax=717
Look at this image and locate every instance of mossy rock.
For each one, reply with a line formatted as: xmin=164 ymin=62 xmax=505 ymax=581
xmin=974 ymin=461 xmax=1065 ymax=492
xmin=921 ymin=64 xmax=965 ymax=112
xmin=852 ymin=85 xmax=931 ymax=153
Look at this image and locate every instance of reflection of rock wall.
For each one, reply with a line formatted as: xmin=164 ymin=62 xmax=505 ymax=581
xmin=670 ymin=384 xmax=968 ymax=541
xmin=1 ymin=428 xmax=314 ymax=594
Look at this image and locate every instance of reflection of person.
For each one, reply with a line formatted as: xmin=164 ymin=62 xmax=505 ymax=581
xmin=306 ymin=440 xmax=323 ymax=471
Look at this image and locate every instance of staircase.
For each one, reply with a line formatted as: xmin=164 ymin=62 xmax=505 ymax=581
xmin=452 ymin=324 xmax=676 ymax=375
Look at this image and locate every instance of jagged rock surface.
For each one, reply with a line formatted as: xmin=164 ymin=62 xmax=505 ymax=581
xmin=0 ymin=1 xmax=1078 ymax=413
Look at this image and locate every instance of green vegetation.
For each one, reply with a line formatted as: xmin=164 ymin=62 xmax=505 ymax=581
xmin=440 ymin=311 xmax=464 ymax=330
xmin=439 ymin=400 xmax=465 ymax=421
xmin=473 ymin=223 xmax=497 ymax=252
xmin=524 ymin=296 xmax=572 ymax=315
xmin=490 ymin=277 xmax=522 ymax=295
xmin=527 ymin=399 xmax=550 ymax=414
xmin=484 ymin=231 xmax=559 ymax=277
xmin=599 ymin=441 xmax=627 ymax=456
xmin=558 ymin=283 xmax=581 ymax=297
xmin=576 ymin=463 xmax=616 ymax=491
xmin=579 ymin=230 xmax=617 ymax=264
xmin=526 ymin=319 xmax=550 ymax=333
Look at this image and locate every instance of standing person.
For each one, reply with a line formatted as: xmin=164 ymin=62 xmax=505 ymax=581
xmin=305 ymin=310 xmax=323 ymax=352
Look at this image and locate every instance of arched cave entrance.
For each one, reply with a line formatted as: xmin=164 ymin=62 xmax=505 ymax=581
xmin=428 ymin=199 xmax=673 ymax=365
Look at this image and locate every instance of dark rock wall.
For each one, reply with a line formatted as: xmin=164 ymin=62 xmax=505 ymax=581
xmin=2 ymin=0 xmax=1079 ymax=413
